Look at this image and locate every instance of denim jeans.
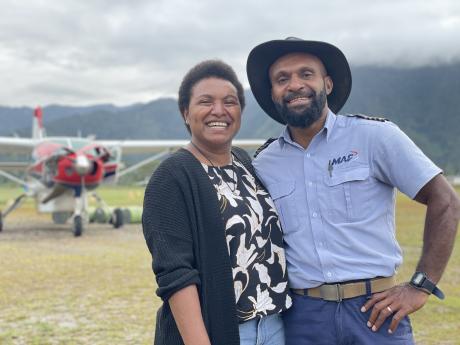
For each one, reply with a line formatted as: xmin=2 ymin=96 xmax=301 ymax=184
xmin=239 ymin=313 xmax=285 ymax=345
xmin=284 ymin=294 xmax=414 ymax=345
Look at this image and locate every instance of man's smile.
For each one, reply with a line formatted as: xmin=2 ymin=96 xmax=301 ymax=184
xmin=284 ymin=91 xmax=315 ymax=107
xmin=287 ymin=96 xmax=312 ymax=105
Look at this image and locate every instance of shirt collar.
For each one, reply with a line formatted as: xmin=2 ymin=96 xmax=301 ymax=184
xmin=278 ymin=126 xmax=293 ymax=148
xmin=324 ymin=109 xmax=337 ymax=142
xmin=277 ymin=109 xmax=337 ymax=147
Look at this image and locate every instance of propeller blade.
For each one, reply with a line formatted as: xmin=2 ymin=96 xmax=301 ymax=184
xmin=42 ymin=184 xmax=68 ymax=204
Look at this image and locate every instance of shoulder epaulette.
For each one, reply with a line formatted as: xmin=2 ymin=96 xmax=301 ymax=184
xmin=253 ymin=138 xmax=277 ymax=158
xmin=345 ymin=114 xmax=389 ymax=122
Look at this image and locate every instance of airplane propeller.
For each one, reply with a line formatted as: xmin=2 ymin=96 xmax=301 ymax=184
xmin=41 ymin=184 xmax=67 ymax=204
xmin=74 ymin=154 xmax=92 ymax=176
xmin=40 ymin=151 xmax=100 ymax=204
xmin=43 ymin=150 xmax=98 ymax=178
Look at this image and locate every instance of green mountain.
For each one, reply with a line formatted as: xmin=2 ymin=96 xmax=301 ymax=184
xmin=1 ymin=63 xmax=459 ymax=173
xmin=343 ymin=64 xmax=460 ymax=173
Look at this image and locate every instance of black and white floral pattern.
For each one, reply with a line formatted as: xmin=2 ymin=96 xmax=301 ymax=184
xmin=202 ymin=157 xmax=291 ymax=322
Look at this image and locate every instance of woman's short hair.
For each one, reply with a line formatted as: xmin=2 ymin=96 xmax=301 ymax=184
xmin=178 ymin=60 xmax=245 ymax=132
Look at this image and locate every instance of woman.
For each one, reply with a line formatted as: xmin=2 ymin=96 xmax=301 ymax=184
xmin=142 ymin=60 xmax=291 ymax=345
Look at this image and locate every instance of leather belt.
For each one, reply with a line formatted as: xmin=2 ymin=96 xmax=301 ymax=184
xmin=291 ymin=276 xmax=396 ymax=302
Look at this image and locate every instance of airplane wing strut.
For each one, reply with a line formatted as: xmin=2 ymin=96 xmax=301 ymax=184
xmin=0 ymin=170 xmax=28 ymax=187
xmin=117 ymin=150 xmax=171 ymax=178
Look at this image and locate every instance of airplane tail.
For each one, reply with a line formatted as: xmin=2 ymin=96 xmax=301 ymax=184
xmin=32 ymin=106 xmax=46 ymax=139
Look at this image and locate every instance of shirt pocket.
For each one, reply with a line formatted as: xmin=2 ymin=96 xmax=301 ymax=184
xmin=322 ymin=165 xmax=371 ymax=221
xmin=267 ymin=180 xmax=300 ymax=232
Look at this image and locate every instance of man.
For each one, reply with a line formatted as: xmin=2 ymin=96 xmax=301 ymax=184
xmin=247 ymin=37 xmax=460 ymax=344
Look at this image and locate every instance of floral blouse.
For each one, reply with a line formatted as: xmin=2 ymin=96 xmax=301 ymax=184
xmin=202 ymin=156 xmax=291 ymax=322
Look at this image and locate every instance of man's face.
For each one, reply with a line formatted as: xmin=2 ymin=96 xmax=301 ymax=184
xmin=269 ymin=52 xmax=332 ymax=128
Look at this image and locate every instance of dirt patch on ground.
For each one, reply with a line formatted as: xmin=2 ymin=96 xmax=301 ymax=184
xmin=0 ymin=217 xmax=157 ymax=345
xmin=1 ymin=215 xmax=140 ymax=240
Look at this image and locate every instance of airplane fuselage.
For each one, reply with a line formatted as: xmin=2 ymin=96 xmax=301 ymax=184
xmin=29 ymin=138 xmax=119 ymax=198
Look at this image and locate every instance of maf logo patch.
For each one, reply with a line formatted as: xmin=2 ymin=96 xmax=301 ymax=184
xmin=329 ymin=150 xmax=359 ymax=167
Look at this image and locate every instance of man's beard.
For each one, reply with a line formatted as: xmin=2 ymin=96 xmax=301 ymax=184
xmin=274 ymin=87 xmax=327 ymax=128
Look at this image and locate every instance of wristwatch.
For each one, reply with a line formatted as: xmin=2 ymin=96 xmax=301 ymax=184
xmin=409 ymin=271 xmax=445 ymax=300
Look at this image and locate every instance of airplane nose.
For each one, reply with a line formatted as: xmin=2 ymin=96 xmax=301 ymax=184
xmin=74 ymin=154 xmax=92 ymax=175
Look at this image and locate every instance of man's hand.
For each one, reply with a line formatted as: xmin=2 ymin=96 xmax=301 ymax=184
xmin=361 ymin=283 xmax=429 ymax=334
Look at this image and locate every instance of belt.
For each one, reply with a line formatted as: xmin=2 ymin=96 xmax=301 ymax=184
xmin=291 ymin=276 xmax=396 ymax=302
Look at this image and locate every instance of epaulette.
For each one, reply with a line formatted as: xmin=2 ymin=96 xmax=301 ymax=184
xmin=345 ymin=114 xmax=389 ymax=122
xmin=253 ymin=138 xmax=277 ymax=158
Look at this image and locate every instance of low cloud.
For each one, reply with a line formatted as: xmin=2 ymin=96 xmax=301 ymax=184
xmin=0 ymin=0 xmax=459 ymax=106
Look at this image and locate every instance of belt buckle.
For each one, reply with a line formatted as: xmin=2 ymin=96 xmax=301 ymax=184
xmin=321 ymin=283 xmax=344 ymax=302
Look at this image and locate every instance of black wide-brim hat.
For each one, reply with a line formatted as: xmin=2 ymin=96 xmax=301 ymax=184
xmin=246 ymin=37 xmax=352 ymax=124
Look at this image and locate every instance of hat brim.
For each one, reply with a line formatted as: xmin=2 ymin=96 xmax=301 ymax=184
xmin=246 ymin=39 xmax=352 ymax=124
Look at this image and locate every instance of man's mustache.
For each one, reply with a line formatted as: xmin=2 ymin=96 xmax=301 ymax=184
xmin=283 ymin=90 xmax=315 ymax=103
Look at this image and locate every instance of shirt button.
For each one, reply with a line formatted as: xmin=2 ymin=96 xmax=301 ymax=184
xmin=306 ymin=153 xmax=311 ymax=158
xmin=308 ymin=181 xmax=313 ymax=187
xmin=327 ymin=272 xmax=332 ymax=277
xmin=312 ymin=212 xmax=318 ymax=218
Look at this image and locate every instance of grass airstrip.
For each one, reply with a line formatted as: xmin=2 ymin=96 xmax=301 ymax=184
xmin=0 ymin=185 xmax=459 ymax=345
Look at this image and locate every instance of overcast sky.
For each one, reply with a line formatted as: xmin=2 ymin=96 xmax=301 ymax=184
xmin=1 ymin=0 xmax=459 ymax=106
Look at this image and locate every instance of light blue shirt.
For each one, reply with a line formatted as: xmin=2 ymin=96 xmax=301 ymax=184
xmin=253 ymin=111 xmax=442 ymax=289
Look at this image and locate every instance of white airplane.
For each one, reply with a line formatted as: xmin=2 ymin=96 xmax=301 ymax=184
xmin=0 ymin=107 xmax=264 ymax=236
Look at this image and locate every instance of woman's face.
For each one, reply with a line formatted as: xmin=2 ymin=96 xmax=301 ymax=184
xmin=184 ymin=77 xmax=241 ymax=151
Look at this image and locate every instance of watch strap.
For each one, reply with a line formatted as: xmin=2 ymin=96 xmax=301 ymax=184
xmin=410 ymin=272 xmax=445 ymax=300
xmin=431 ymin=286 xmax=445 ymax=300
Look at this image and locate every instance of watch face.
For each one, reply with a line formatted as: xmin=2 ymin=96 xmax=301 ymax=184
xmin=413 ymin=273 xmax=424 ymax=285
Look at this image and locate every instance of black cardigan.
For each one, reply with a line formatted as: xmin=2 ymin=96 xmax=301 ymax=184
xmin=142 ymin=147 xmax=254 ymax=345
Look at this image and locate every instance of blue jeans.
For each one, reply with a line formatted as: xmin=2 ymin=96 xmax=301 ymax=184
xmin=239 ymin=313 xmax=285 ymax=345
xmin=283 ymin=294 xmax=414 ymax=345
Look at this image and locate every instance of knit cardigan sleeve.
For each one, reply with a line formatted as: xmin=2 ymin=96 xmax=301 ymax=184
xmin=142 ymin=161 xmax=201 ymax=302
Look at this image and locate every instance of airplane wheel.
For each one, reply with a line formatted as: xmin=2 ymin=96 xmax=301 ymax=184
xmin=52 ymin=211 xmax=72 ymax=224
xmin=93 ymin=207 xmax=109 ymax=223
xmin=73 ymin=215 xmax=83 ymax=237
xmin=112 ymin=208 xmax=124 ymax=229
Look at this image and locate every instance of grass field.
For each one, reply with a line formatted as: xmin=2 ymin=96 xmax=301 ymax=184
xmin=0 ymin=185 xmax=459 ymax=344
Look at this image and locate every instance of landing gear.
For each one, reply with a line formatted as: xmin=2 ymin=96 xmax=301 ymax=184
xmin=73 ymin=215 xmax=83 ymax=237
xmin=0 ymin=194 xmax=27 ymax=234
xmin=92 ymin=207 xmax=109 ymax=223
xmin=111 ymin=208 xmax=124 ymax=229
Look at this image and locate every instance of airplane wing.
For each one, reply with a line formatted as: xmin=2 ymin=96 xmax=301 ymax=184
xmin=233 ymin=139 xmax=266 ymax=148
xmin=96 ymin=140 xmax=188 ymax=154
xmin=0 ymin=162 xmax=29 ymax=171
xmin=0 ymin=137 xmax=265 ymax=158
xmin=97 ymin=139 xmax=265 ymax=154
xmin=0 ymin=137 xmax=36 ymax=154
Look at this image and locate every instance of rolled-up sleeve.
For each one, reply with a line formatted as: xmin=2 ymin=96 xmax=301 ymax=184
xmin=142 ymin=163 xmax=201 ymax=301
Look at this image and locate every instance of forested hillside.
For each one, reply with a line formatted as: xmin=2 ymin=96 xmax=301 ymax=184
xmin=1 ymin=63 xmax=459 ymax=173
